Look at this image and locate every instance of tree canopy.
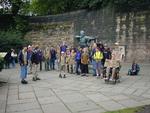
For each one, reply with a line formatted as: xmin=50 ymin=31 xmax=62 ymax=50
xmin=0 ymin=0 xmax=150 ymax=15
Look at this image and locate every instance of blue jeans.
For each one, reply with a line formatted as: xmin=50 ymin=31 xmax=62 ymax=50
xmin=11 ymin=58 xmax=16 ymax=68
xmin=50 ymin=58 xmax=55 ymax=70
xmin=92 ymin=60 xmax=96 ymax=76
xmin=76 ymin=60 xmax=81 ymax=74
xmin=20 ymin=65 xmax=27 ymax=80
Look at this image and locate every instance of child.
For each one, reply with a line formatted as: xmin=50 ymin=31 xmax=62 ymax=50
xmin=69 ymin=49 xmax=76 ymax=74
xmin=75 ymin=47 xmax=81 ymax=75
xmin=93 ymin=47 xmax=103 ymax=78
xmin=66 ymin=48 xmax=70 ymax=73
xmin=58 ymin=51 xmax=66 ymax=78
xmin=128 ymin=60 xmax=140 ymax=75
xmin=81 ymin=47 xmax=89 ymax=76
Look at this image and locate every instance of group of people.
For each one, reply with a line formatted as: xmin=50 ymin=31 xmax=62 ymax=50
xmin=17 ymin=41 xmax=140 ymax=84
xmin=4 ymin=49 xmax=17 ymax=69
xmin=18 ymin=45 xmax=43 ymax=84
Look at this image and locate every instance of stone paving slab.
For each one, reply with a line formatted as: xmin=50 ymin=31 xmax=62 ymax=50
xmin=0 ymin=63 xmax=150 ymax=113
xmin=41 ymin=102 xmax=71 ymax=113
xmin=79 ymin=109 xmax=106 ymax=113
xmin=37 ymin=96 xmax=61 ymax=105
xmin=59 ymin=93 xmax=89 ymax=103
xmin=97 ymin=100 xmax=126 ymax=111
xmin=8 ymin=109 xmax=43 ymax=113
xmin=6 ymin=102 xmax=40 ymax=113
xmin=66 ymin=100 xmax=100 ymax=113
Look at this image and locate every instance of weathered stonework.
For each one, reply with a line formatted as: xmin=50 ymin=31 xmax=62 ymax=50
xmin=28 ymin=9 xmax=150 ymax=62
xmin=25 ymin=22 xmax=74 ymax=49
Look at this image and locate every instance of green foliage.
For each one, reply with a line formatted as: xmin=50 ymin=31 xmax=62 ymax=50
xmin=13 ymin=16 xmax=29 ymax=33
xmin=10 ymin=0 xmax=24 ymax=15
xmin=0 ymin=30 xmax=30 ymax=52
xmin=29 ymin=0 xmax=83 ymax=15
xmin=30 ymin=0 xmax=150 ymax=15
xmin=105 ymin=106 xmax=142 ymax=113
xmin=1 ymin=0 xmax=150 ymax=15
xmin=18 ymin=1 xmax=31 ymax=15
xmin=110 ymin=0 xmax=150 ymax=12
xmin=0 ymin=0 xmax=30 ymax=15
xmin=29 ymin=0 xmax=65 ymax=15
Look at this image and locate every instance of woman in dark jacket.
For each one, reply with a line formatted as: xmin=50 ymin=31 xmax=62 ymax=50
xmin=18 ymin=47 xmax=28 ymax=84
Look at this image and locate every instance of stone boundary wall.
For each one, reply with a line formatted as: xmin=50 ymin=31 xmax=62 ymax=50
xmin=25 ymin=22 xmax=74 ymax=50
xmin=28 ymin=9 xmax=150 ymax=62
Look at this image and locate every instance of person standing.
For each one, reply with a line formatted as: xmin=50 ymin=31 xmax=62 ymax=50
xmin=27 ymin=45 xmax=33 ymax=74
xmin=91 ymin=43 xmax=97 ymax=76
xmin=102 ymin=44 xmax=111 ymax=78
xmin=66 ymin=48 xmax=71 ymax=73
xmin=58 ymin=51 xmax=66 ymax=78
xmin=60 ymin=41 xmax=67 ymax=53
xmin=18 ymin=47 xmax=28 ymax=84
xmin=4 ymin=50 xmax=11 ymax=69
xmin=31 ymin=45 xmax=41 ymax=81
xmin=50 ymin=46 xmax=56 ymax=70
xmin=75 ymin=47 xmax=81 ymax=75
xmin=69 ymin=49 xmax=76 ymax=74
xmin=93 ymin=47 xmax=103 ymax=78
xmin=11 ymin=49 xmax=17 ymax=68
xmin=38 ymin=49 xmax=43 ymax=71
xmin=81 ymin=48 xmax=89 ymax=76
xmin=44 ymin=46 xmax=50 ymax=71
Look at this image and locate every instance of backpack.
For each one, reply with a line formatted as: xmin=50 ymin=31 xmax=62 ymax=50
xmin=31 ymin=50 xmax=39 ymax=64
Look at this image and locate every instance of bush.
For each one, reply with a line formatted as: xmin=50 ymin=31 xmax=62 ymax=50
xmin=0 ymin=30 xmax=30 ymax=52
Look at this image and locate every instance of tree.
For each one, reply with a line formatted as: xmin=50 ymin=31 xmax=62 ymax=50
xmin=0 ymin=30 xmax=30 ymax=52
xmin=1 ymin=0 xmax=150 ymax=15
xmin=0 ymin=0 xmax=30 ymax=15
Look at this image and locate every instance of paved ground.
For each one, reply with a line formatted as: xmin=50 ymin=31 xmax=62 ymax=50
xmin=0 ymin=63 xmax=150 ymax=113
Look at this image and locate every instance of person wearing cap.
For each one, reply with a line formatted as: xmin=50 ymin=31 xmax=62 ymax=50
xmin=27 ymin=45 xmax=33 ymax=74
xmin=58 ymin=51 xmax=66 ymax=78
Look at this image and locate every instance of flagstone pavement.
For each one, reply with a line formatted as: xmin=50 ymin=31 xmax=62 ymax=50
xmin=0 ymin=63 xmax=150 ymax=113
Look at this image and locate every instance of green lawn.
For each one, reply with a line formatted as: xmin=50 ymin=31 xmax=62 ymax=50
xmin=105 ymin=107 xmax=143 ymax=113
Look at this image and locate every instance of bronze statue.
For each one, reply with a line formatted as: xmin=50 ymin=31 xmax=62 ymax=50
xmin=75 ymin=30 xmax=96 ymax=48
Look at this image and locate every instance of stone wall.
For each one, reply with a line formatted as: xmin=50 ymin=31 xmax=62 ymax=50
xmin=25 ymin=22 xmax=74 ymax=49
xmin=115 ymin=11 xmax=150 ymax=62
xmin=28 ymin=9 xmax=150 ymax=62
